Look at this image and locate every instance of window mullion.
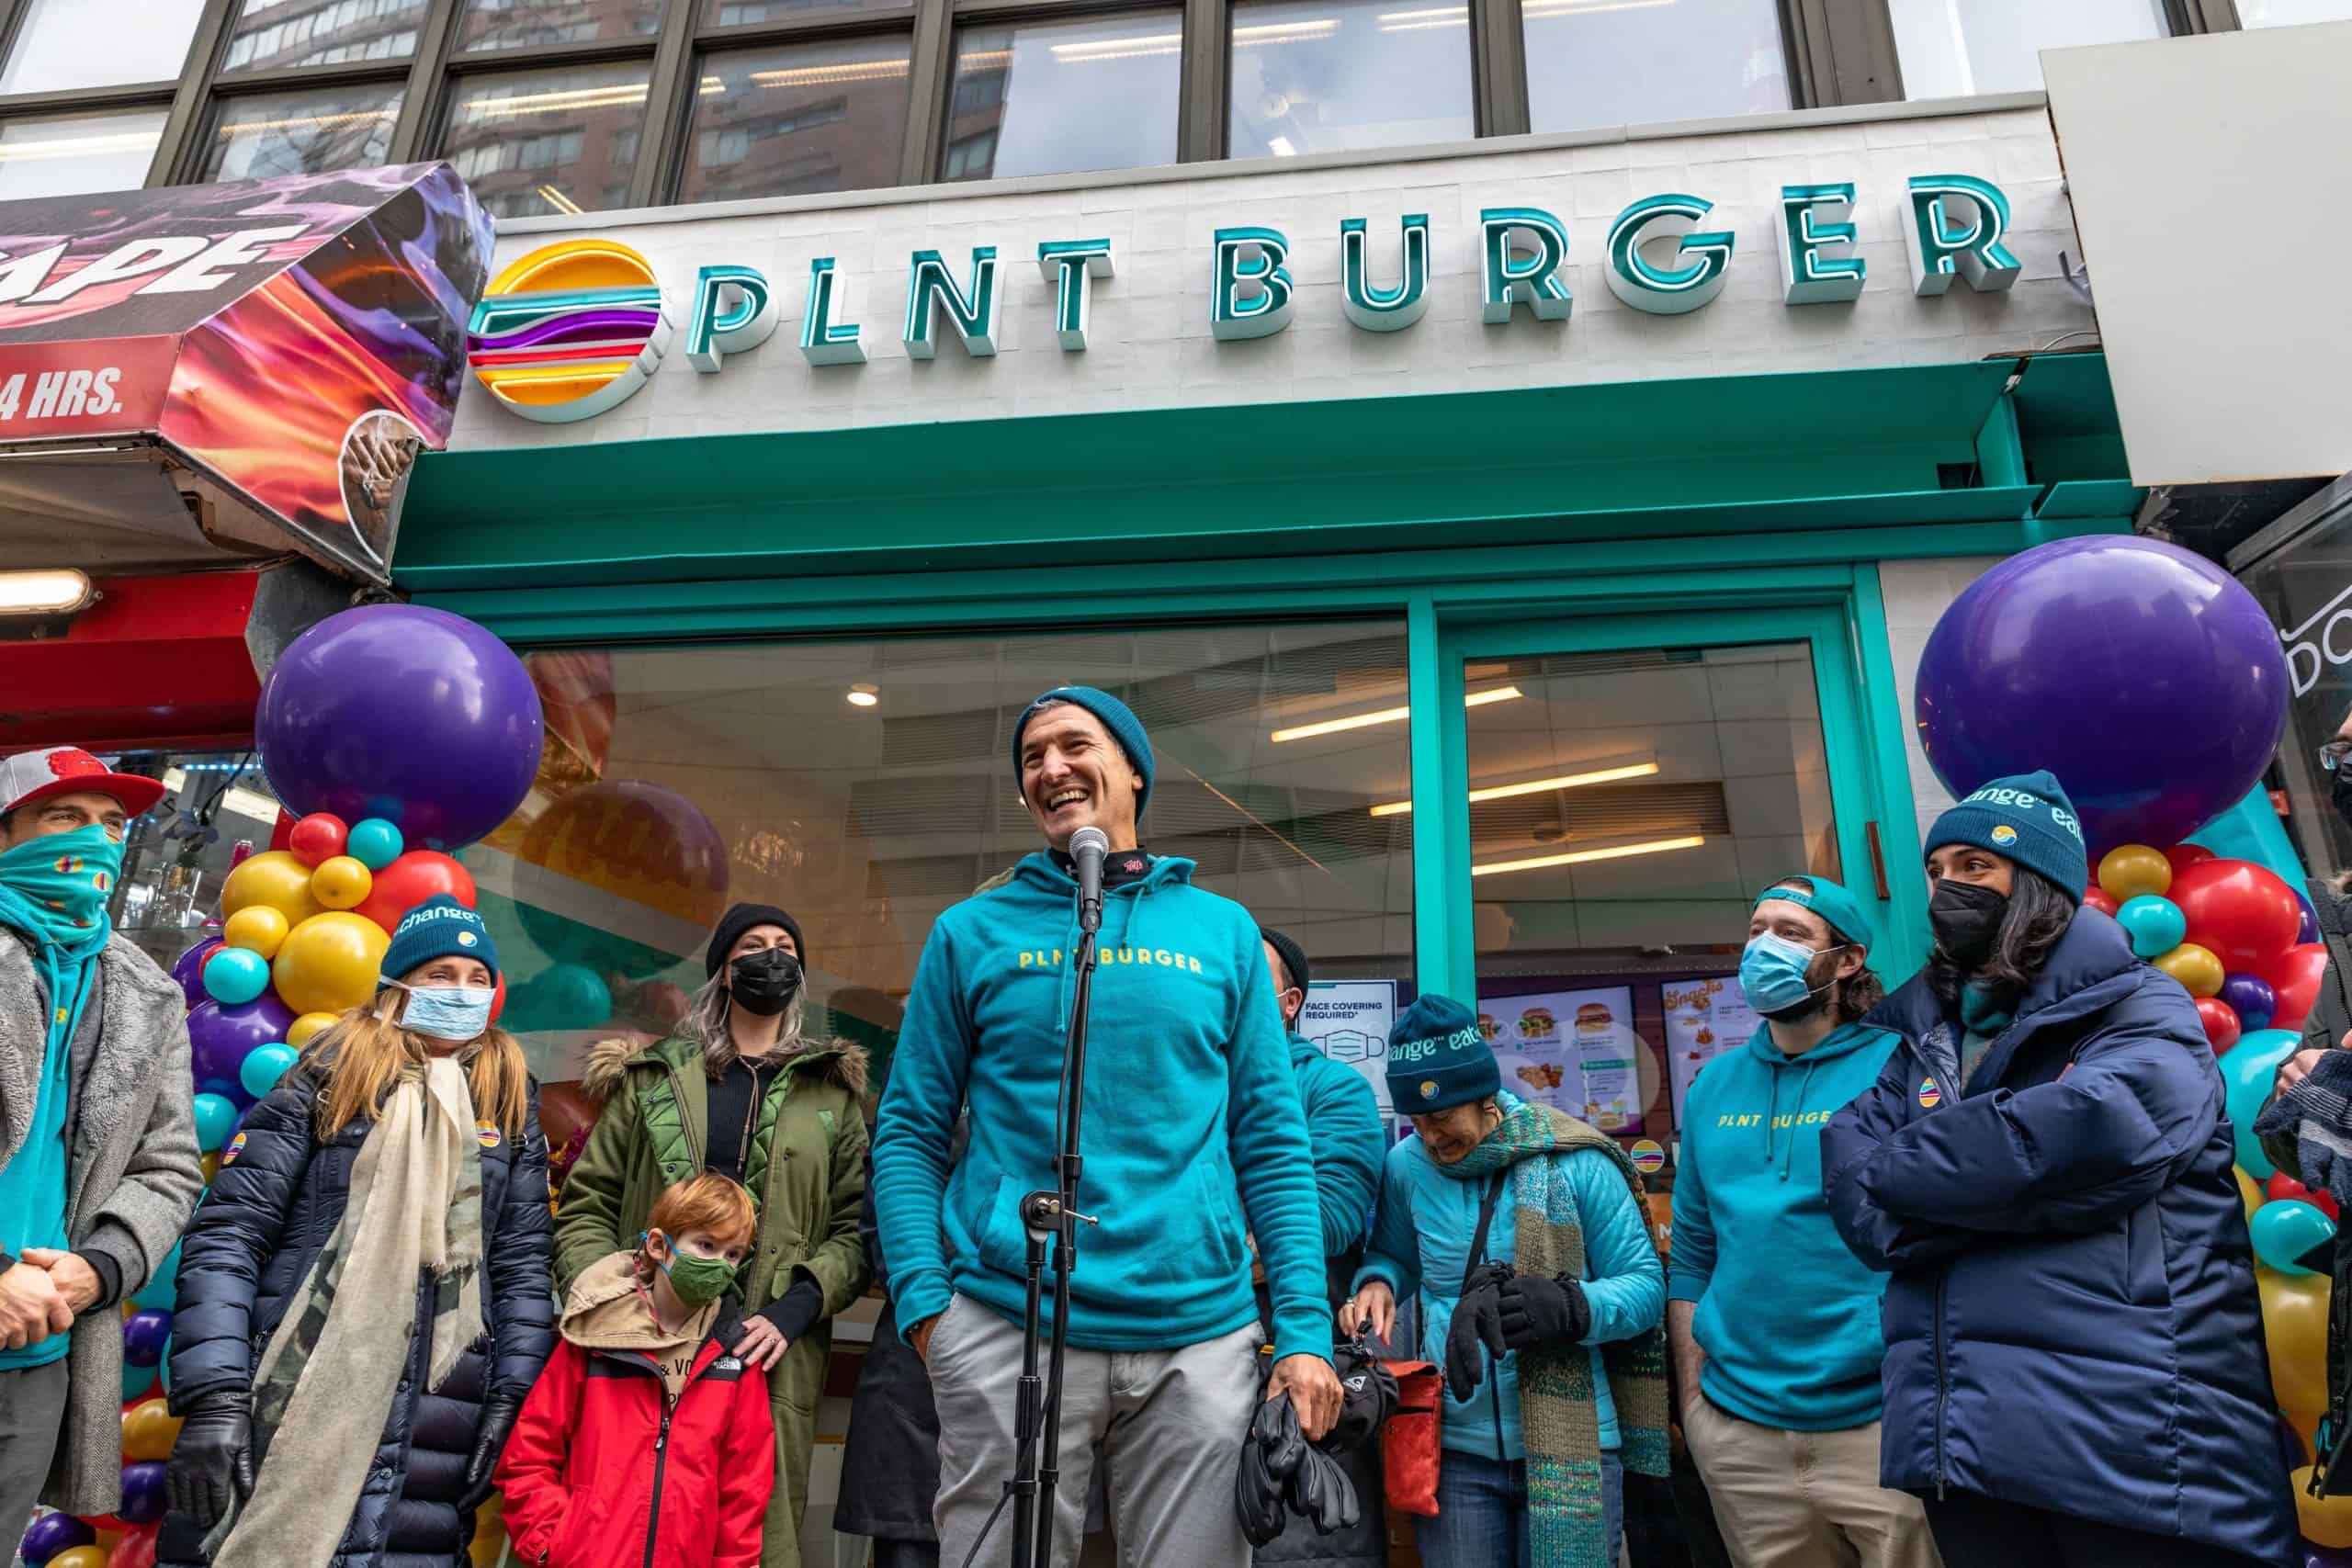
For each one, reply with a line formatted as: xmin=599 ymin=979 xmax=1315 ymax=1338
xmin=386 ymin=0 xmax=465 ymax=163
xmin=897 ymin=0 xmax=953 ymax=184
xmin=1472 ymin=0 xmax=1527 ymax=137
xmin=148 ymin=0 xmax=241 ymax=184
xmin=1813 ymin=0 xmax=1903 ymax=107
xmin=1176 ymin=0 xmax=1226 ymax=161
xmin=630 ymin=0 xmax=700 ymax=208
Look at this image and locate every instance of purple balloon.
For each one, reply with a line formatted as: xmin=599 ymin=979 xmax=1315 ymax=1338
xmin=122 ymin=1308 xmax=171 ymax=1367
xmin=2300 ymin=890 xmax=2323 ymax=946
xmin=2222 ymin=973 xmax=2278 ymax=1032
xmin=118 ymin=1460 xmax=167 ymax=1525
xmin=254 ymin=604 xmax=542 ymax=851
xmin=170 ymin=936 xmax=223 ymax=1007
xmin=1917 ymin=536 xmax=2290 ymax=856
xmin=187 ymin=994 xmax=296 ymax=1086
xmin=18 ymin=1511 xmax=95 ymax=1566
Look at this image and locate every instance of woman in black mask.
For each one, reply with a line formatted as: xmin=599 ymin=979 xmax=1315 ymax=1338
xmin=554 ymin=903 xmax=871 ymax=1568
xmin=1823 ymin=771 xmax=2293 ymax=1568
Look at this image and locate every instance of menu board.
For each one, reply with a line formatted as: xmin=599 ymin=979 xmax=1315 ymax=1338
xmin=1300 ymin=978 xmax=1402 ymax=1132
xmin=1477 ymin=986 xmax=1643 ymax=1135
xmin=1662 ymin=974 xmax=1760 ymax=1129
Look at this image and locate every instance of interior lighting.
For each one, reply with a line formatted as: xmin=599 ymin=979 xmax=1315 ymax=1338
xmin=846 ymin=683 xmax=880 ymax=707
xmin=1470 ymin=834 xmax=1705 ymax=877
xmin=750 ymin=58 xmax=911 ymax=87
xmin=1369 ymin=759 xmax=1658 ymax=818
xmin=1232 ymin=18 xmax=1340 ymax=44
xmin=1271 ymin=684 xmax=1521 ymax=743
xmin=1521 ymin=0 xmax=1673 ymax=17
xmin=0 ymin=132 xmax=161 ymax=163
xmin=535 ymin=183 xmax=583 ymax=215
xmin=1050 ymin=30 xmax=1183 ymax=60
xmin=460 ymin=83 xmax=651 ymax=121
xmin=0 ymin=568 xmax=94 ymax=615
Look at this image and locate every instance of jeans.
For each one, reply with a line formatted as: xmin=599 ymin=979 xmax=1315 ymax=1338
xmin=1415 ymin=1447 xmax=1623 ymax=1568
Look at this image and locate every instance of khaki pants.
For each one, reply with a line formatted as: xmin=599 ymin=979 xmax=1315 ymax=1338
xmin=1683 ymin=1395 xmax=1941 ymax=1568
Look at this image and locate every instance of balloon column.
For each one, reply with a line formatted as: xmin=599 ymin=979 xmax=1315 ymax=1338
xmin=15 ymin=605 xmax=541 ymax=1568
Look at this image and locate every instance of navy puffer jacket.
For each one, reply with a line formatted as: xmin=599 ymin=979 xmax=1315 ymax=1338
xmin=159 ymin=1061 xmax=557 ymax=1568
xmin=1823 ymin=908 xmax=2295 ymax=1566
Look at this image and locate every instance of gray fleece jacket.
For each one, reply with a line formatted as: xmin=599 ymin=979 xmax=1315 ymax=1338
xmin=1 ymin=929 xmax=202 ymax=1516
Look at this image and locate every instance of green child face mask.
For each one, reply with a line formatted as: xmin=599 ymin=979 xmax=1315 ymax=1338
xmin=648 ymin=1234 xmax=738 ymax=1309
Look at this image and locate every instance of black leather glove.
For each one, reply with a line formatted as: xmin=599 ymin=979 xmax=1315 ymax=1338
xmin=1235 ymin=1397 xmax=1301 ymax=1546
xmin=1284 ymin=1445 xmax=1362 ymax=1536
xmin=459 ymin=1392 xmax=523 ymax=1512
xmin=1323 ymin=1338 xmax=1398 ymax=1455
xmin=1444 ymin=1261 xmax=1511 ymax=1403
xmin=1498 ymin=1270 xmax=1590 ymax=1352
xmin=164 ymin=1398 xmax=254 ymax=1530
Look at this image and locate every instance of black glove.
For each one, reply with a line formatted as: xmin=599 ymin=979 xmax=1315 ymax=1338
xmin=1498 ymin=1271 xmax=1589 ymax=1352
xmin=1284 ymin=1446 xmax=1362 ymax=1536
xmin=1235 ymin=1397 xmax=1301 ymax=1546
xmin=1323 ymin=1338 xmax=1398 ymax=1455
xmin=459 ymin=1392 xmax=523 ymax=1512
xmin=164 ymin=1398 xmax=254 ymax=1530
xmin=1444 ymin=1262 xmax=1511 ymax=1403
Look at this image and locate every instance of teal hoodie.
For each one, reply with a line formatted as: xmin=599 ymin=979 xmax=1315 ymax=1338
xmin=1668 ymin=1019 xmax=1901 ymax=1431
xmin=872 ymin=852 xmax=1331 ymax=1363
xmin=1287 ymin=1033 xmax=1385 ymax=1264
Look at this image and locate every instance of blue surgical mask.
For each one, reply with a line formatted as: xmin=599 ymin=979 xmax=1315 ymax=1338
xmin=1739 ymin=931 xmax=1839 ymax=1015
xmin=394 ymin=981 xmax=496 ymax=1043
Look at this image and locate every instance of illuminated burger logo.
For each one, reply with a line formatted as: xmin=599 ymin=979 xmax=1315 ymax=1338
xmin=1576 ymin=1002 xmax=1613 ymax=1034
xmin=467 ymin=239 xmax=674 ymax=423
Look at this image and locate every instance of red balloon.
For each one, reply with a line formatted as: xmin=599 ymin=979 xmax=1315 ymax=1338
xmin=2268 ymin=1170 xmax=2342 ymax=1223
xmin=2169 ymin=858 xmax=2303 ymax=971
xmin=286 ymin=813 xmax=350 ymax=869
xmin=108 ymin=1522 xmax=158 ymax=1568
xmin=2256 ymin=942 xmax=2332 ymax=1033
xmin=2195 ymin=996 xmax=2242 ymax=1054
xmin=490 ymin=970 xmax=507 ymax=1025
xmin=354 ymin=851 xmax=477 ymax=935
xmin=2085 ymin=887 xmax=2121 ymax=917
xmin=2165 ymin=843 xmax=2219 ymax=874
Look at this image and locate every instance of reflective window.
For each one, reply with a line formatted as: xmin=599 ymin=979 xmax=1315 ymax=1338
xmin=1525 ymin=0 xmax=1788 ymax=133
xmin=1228 ymin=0 xmax=1473 ymax=158
xmin=0 ymin=0 xmax=205 ymax=92
xmin=942 ymin=15 xmax=1181 ymax=183
xmin=707 ymin=0 xmax=887 ymax=22
xmin=2237 ymin=0 xmax=2352 ymax=21
xmin=458 ymin=0 xmax=667 ymax=51
xmin=221 ymin=0 xmax=426 ymax=73
xmin=201 ymin=84 xmax=403 ymax=179
xmin=1887 ymin=0 xmax=2166 ymax=97
xmin=682 ymin=41 xmax=910 ymax=202
xmin=438 ymin=62 xmax=650 ymax=218
xmin=0 ymin=108 xmax=167 ymax=200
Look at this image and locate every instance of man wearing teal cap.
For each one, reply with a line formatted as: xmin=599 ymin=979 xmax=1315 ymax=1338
xmin=1667 ymin=876 xmax=1939 ymax=1568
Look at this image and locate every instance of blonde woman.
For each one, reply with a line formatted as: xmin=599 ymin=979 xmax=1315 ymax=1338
xmin=160 ymin=897 xmax=555 ymax=1568
xmin=556 ymin=903 xmax=869 ymax=1568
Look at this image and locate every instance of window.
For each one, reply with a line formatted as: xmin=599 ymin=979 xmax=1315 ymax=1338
xmin=201 ymin=84 xmax=404 ymax=179
xmin=1886 ymin=0 xmax=2167 ymax=98
xmin=0 ymin=0 xmax=205 ymax=92
xmin=680 ymin=40 xmax=910 ymax=202
xmin=458 ymin=0 xmax=669 ymax=50
xmin=943 ymin=15 xmax=1182 ymax=182
xmin=1228 ymin=0 xmax=1473 ymax=158
xmin=1525 ymin=0 xmax=1789 ymax=133
xmin=2236 ymin=0 xmax=2352 ymax=21
xmin=0 ymin=108 xmax=167 ymax=200
xmin=221 ymin=0 xmax=427 ymax=73
xmin=437 ymin=62 xmax=653 ymax=217
xmin=707 ymin=0 xmax=881 ymax=22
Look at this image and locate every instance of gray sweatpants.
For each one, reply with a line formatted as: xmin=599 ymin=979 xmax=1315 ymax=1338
xmin=928 ymin=1294 xmax=1263 ymax=1568
xmin=0 ymin=1359 xmax=69 ymax=1560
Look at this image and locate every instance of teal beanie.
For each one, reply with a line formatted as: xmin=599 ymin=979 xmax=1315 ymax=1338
xmin=1011 ymin=686 xmax=1155 ymax=818
xmin=1385 ymin=993 xmax=1499 ymax=1112
xmin=379 ymin=895 xmax=499 ymax=983
xmin=1755 ymin=875 xmax=1875 ymax=954
xmin=1927 ymin=770 xmax=2087 ymax=903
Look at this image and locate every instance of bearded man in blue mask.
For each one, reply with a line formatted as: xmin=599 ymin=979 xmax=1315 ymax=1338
xmin=1664 ymin=876 xmax=1939 ymax=1568
xmin=0 ymin=747 xmax=202 ymax=1558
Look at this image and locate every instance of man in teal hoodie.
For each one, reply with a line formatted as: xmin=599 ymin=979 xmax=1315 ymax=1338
xmin=873 ymin=687 xmax=1339 ymax=1568
xmin=1667 ymin=876 xmax=1940 ymax=1568
xmin=1259 ymin=924 xmax=1385 ymax=1305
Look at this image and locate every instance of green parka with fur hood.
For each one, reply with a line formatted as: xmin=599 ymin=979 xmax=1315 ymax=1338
xmin=555 ymin=1032 xmax=871 ymax=1568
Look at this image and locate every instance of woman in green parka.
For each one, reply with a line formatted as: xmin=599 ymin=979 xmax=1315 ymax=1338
xmin=556 ymin=903 xmax=870 ymax=1568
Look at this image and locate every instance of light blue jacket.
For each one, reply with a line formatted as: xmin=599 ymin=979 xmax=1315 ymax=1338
xmin=1354 ymin=1091 xmax=1664 ymax=1459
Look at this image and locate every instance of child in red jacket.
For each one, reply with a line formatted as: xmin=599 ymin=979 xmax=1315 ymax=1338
xmin=497 ymin=1173 xmax=775 ymax=1568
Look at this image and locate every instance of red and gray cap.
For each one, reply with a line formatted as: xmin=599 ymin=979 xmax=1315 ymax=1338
xmin=0 ymin=746 xmax=165 ymax=819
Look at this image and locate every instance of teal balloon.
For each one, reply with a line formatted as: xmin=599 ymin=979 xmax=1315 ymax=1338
xmin=159 ymin=1333 xmax=172 ymax=1395
xmin=201 ymin=946 xmax=271 ymax=1006
xmin=239 ymin=1042 xmax=298 ymax=1099
xmin=347 ymin=817 xmax=404 ymax=871
xmin=191 ymin=1092 xmax=238 ymax=1152
xmin=2250 ymin=1197 xmax=2336 ymax=1275
xmin=2220 ymin=1027 xmax=2301 ymax=1179
xmin=131 ymin=1239 xmax=180 ymax=1311
xmin=2116 ymin=895 xmax=2188 ymax=959
xmin=122 ymin=1359 xmax=155 ymax=1401
xmin=540 ymin=963 xmax=612 ymax=1030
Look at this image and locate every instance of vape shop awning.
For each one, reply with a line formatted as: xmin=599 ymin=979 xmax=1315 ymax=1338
xmin=0 ymin=163 xmax=492 ymax=585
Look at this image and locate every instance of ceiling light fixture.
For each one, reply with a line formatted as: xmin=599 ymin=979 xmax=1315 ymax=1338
xmin=0 ymin=568 xmax=94 ymax=615
xmin=846 ymin=683 xmax=880 ymax=707
xmin=1271 ymin=683 xmax=1521 ymax=744
xmin=1470 ymin=834 xmax=1704 ymax=877
xmin=1369 ymin=759 xmax=1659 ymax=818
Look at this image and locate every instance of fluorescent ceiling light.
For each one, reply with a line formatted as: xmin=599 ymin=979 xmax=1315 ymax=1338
xmin=1271 ymin=684 xmax=1521 ymax=743
xmin=1369 ymin=759 xmax=1658 ymax=818
xmin=0 ymin=568 xmax=94 ymax=615
xmin=846 ymin=683 xmax=879 ymax=707
xmin=1470 ymin=834 xmax=1704 ymax=877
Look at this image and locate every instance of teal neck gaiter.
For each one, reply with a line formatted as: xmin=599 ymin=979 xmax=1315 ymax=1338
xmin=0 ymin=822 xmax=124 ymax=1049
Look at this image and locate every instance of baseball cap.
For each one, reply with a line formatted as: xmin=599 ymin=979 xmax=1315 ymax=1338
xmin=0 ymin=747 xmax=165 ymax=819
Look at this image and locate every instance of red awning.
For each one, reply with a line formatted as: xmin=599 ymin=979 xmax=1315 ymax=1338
xmin=0 ymin=571 xmax=267 ymax=750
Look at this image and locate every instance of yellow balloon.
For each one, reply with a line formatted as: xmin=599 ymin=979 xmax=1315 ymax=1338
xmin=220 ymin=849 xmax=323 ymax=929
xmin=2097 ymin=843 xmax=2173 ymax=902
xmin=2263 ymin=1267 xmax=2331 ymax=1414
xmin=2300 ymin=1466 xmax=2352 ymax=1547
xmin=273 ymin=912 xmax=390 ymax=1016
xmin=467 ymin=1493 xmax=507 ymax=1568
xmin=2235 ymin=1165 xmax=2266 ymax=1225
xmin=2153 ymin=941 xmax=2226 ymax=998
xmin=200 ymin=1151 xmax=220 ymax=1183
xmin=51 ymin=1547 xmax=109 ymax=1568
xmin=309 ymin=855 xmax=373 ymax=911
xmin=121 ymin=1395 xmax=183 ymax=1461
xmin=287 ymin=1010 xmax=338 ymax=1049
xmin=221 ymin=904 xmax=290 ymax=961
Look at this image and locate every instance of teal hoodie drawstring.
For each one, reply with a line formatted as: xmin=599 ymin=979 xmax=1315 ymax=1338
xmin=1781 ymin=1060 xmax=1817 ymax=1182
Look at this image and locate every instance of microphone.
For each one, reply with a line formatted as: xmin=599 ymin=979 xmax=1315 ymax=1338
xmin=1070 ymin=825 xmax=1108 ymax=934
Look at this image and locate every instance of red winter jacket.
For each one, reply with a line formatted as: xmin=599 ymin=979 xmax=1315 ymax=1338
xmin=496 ymin=1267 xmax=775 ymax=1568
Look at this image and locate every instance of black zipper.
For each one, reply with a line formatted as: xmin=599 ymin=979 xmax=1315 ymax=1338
xmin=1930 ymin=1269 xmax=1949 ymax=1498
xmin=643 ymin=1401 xmax=673 ymax=1568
